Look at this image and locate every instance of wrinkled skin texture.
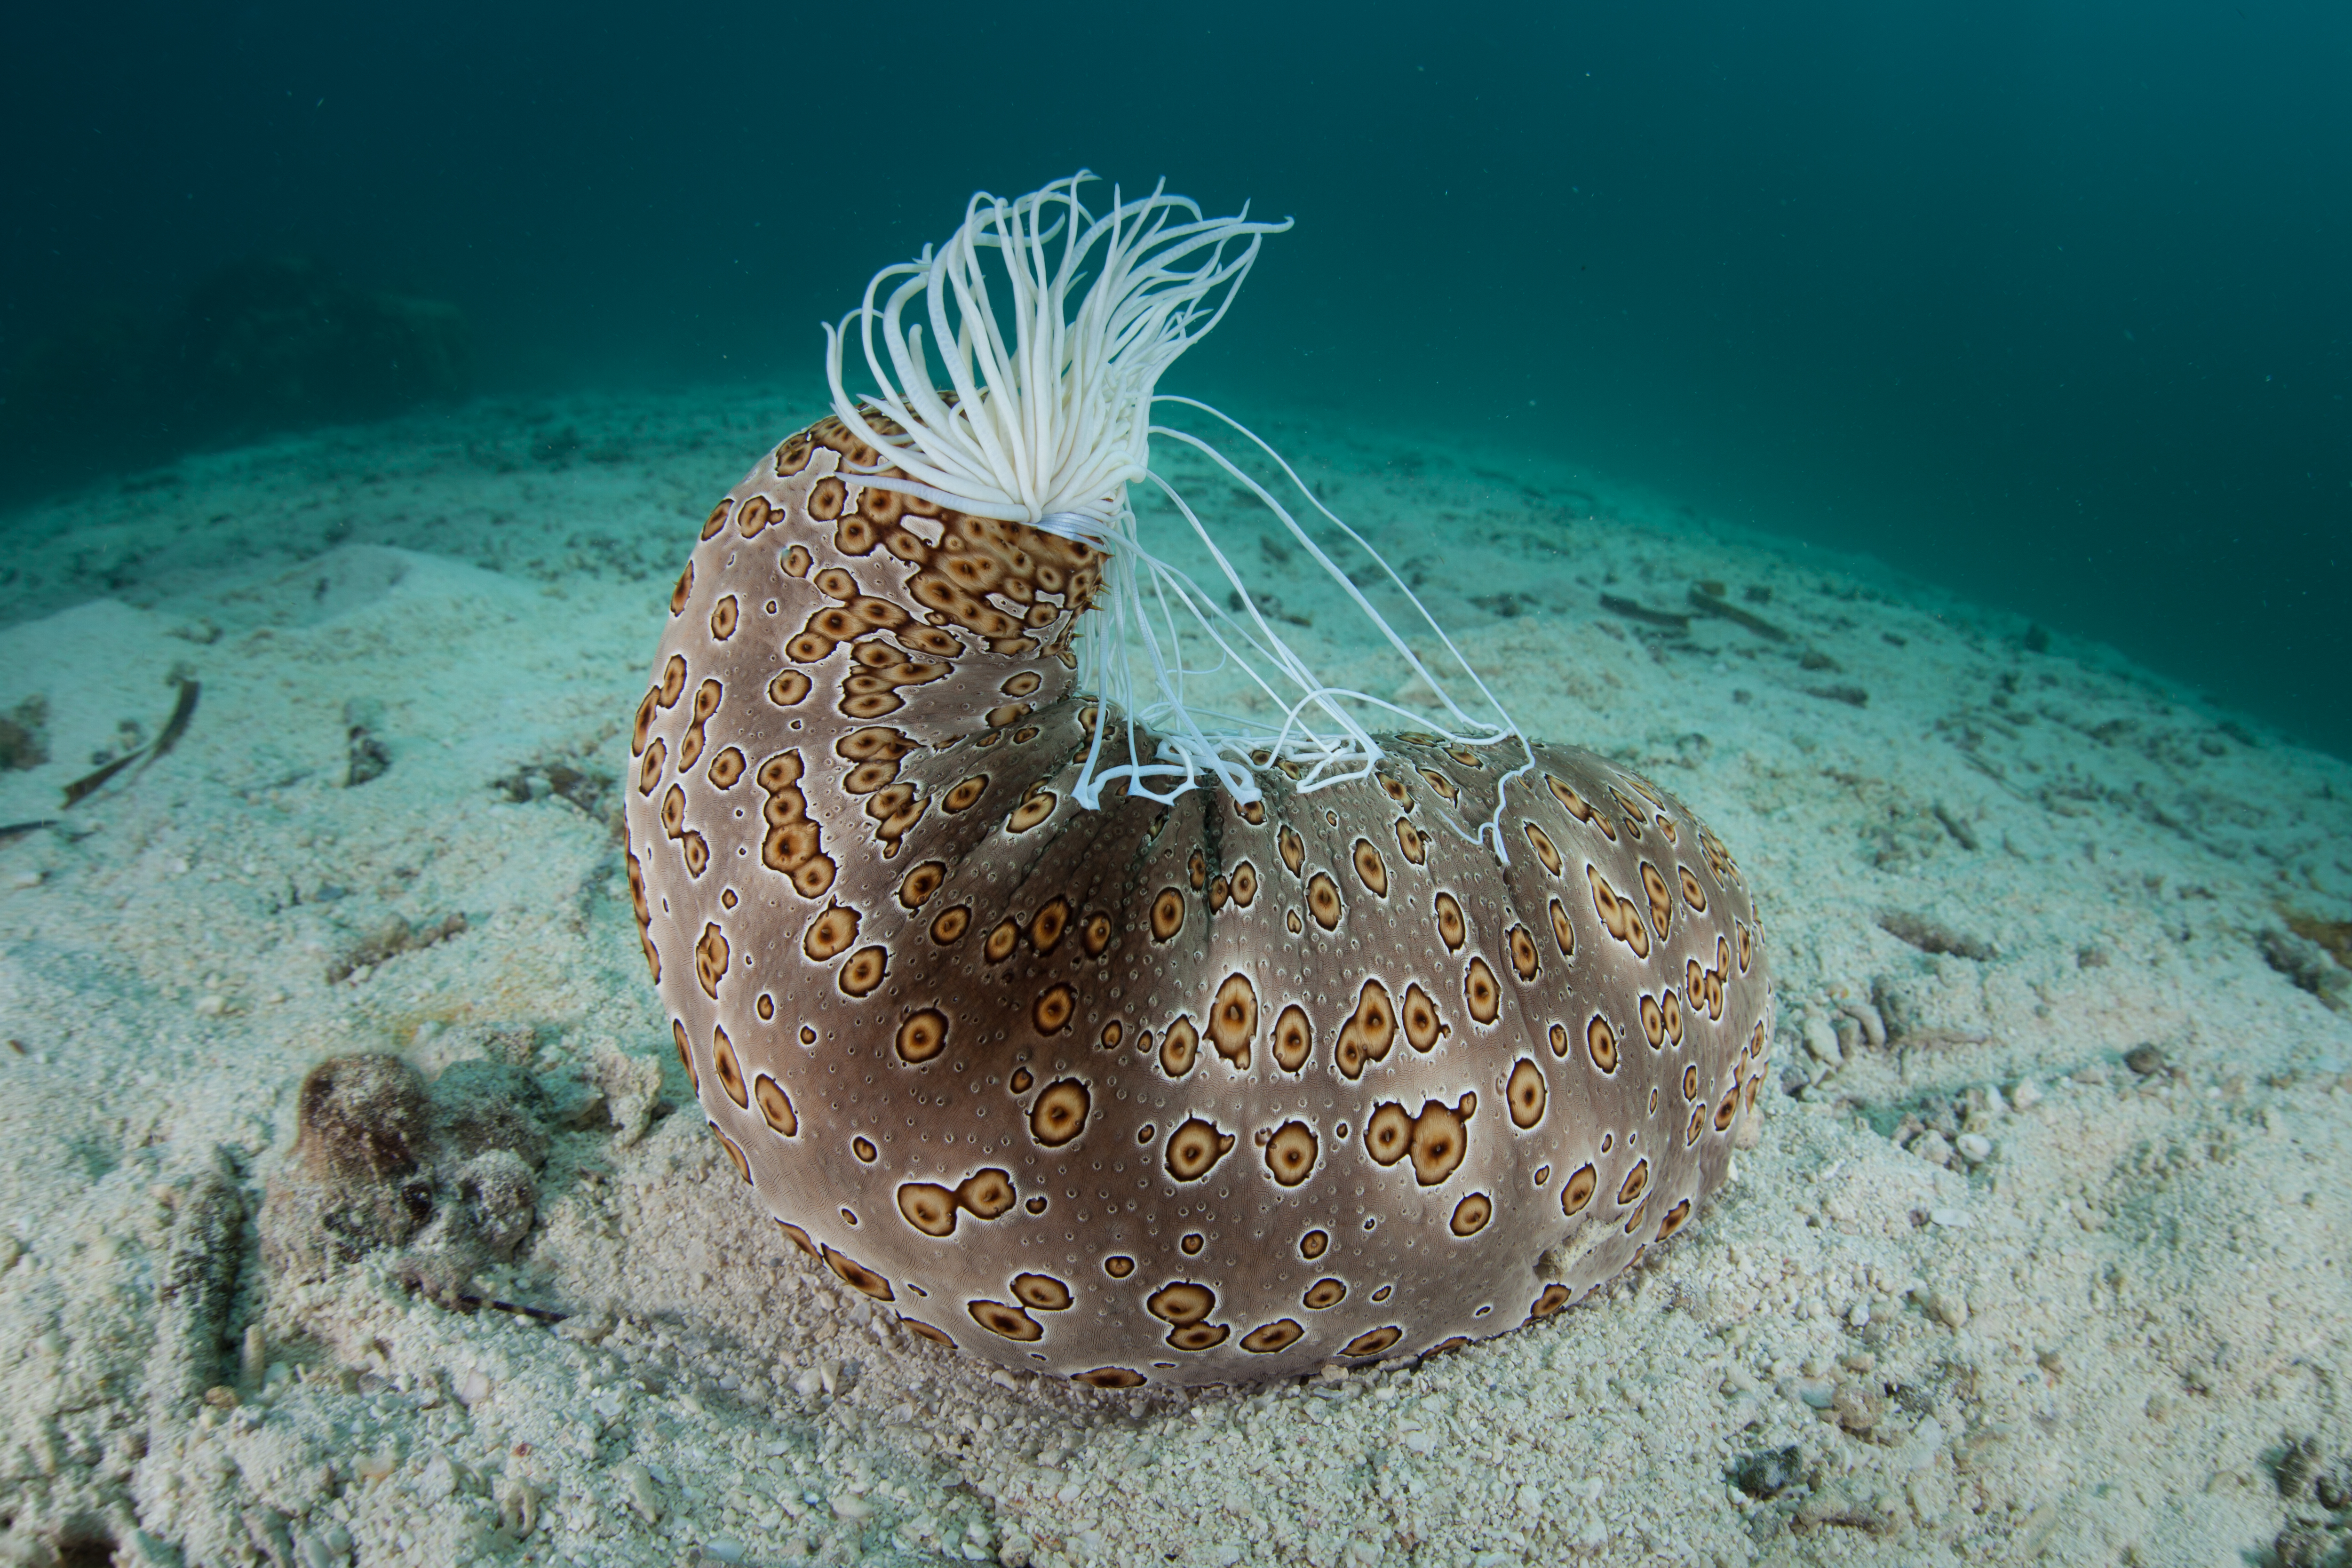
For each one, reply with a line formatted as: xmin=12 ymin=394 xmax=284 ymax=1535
xmin=624 ymin=416 xmax=1772 ymax=1388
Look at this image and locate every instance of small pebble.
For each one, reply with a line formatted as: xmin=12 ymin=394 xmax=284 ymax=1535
xmin=1956 ymin=1132 xmax=1993 ymax=1162
xmin=1920 ymin=1286 xmax=1970 ymax=1329
xmin=1848 ymin=1301 xmax=1872 ymax=1329
xmin=194 ymin=994 xmax=228 ymax=1017
xmin=2124 ymin=1043 xmax=2168 ymax=1076
xmin=2010 ymin=1078 xmax=2043 ymax=1110
xmin=1929 ymin=1206 xmax=1973 ymax=1228
xmin=615 ymin=1459 xmax=661 ymax=1522
xmin=702 ymin=1540 xmax=746 ymax=1564
xmin=1913 ymin=1131 xmax=1954 ymax=1168
xmin=1802 ymin=1015 xmax=1842 ymax=1066
xmin=7 ymin=871 xmax=41 ymax=891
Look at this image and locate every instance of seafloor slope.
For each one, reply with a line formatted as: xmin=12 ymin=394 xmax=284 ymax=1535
xmin=0 ymin=389 xmax=2347 ymax=1567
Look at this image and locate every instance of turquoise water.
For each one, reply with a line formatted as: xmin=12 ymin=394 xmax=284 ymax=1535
xmin=3 ymin=2 xmax=2347 ymax=756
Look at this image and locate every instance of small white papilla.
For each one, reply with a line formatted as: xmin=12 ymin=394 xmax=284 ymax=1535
xmin=825 ymin=172 xmax=1529 ymax=841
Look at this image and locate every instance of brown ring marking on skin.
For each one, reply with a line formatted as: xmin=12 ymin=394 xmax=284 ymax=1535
xmin=710 ymin=594 xmax=740 ymax=641
xmin=823 ymin=1246 xmax=894 ymax=1301
xmin=1303 ymin=1278 xmax=1347 ymax=1310
xmin=898 ymin=1182 xmax=959 ymax=1237
xmin=1271 ymin=1003 xmax=1313 ymax=1072
xmin=1209 ymin=973 xmax=1257 ymax=1067
xmin=1679 ymin=865 xmax=1708 ymax=912
xmin=750 ymin=1071 xmax=798 ymax=1137
xmin=1449 ymin=1193 xmax=1493 ymax=1236
xmin=707 ymin=746 xmax=746 ymax=789
xmin=902 ymin=1319 xmax=956 ymax=1346
xmin=896 ymin=1009 xmax=949 ymax=1065
xmin=701 ymin=499 xmax=735 ymax=540
xmin=1640 ymin=862 xmax=1674 ymax=941
xmin=1159 ymin=1016 xmax=1200 ymax=1079
xmin=1029 ymin=1079 xmax=1091 ymax=1146
xmin=1561 ymin=1162 xmax=1599 ymax=1216
xmin=803 ymin=905 xmax=860 ymax=961
xmin=1507 ymin=925 xmax=1540 ymax=981
xmin=1343 ymin=1327 xmax=1402 ymax=1359
xmin=1586 ymin=1014 xmax=1620 ymax=1074
xmin=1616 ymin=1158 xmax=1650 ymax=1207
xmin=985 ymin=918 xmax=1020 ymax=963
xmin=1163 ymin=1116 xmax=1234 ymax=1180
xmin=1463 ymin=956 xmax=1501 ymax=1024
xmin=1432 ymin=891 xmax=1467 ymax=951
xmin=898 ymin=861 xmax=946 ymax=908
xmin=1264 ymin=1121 xmax=1318 ymax=1186
xmin=1013 ymin=1273 xmax=1073 ymax=1311
xmin=1656 ymin=1199 xmax=1692 ymax=1242
xmin=1082 ymin=911 xmax=1115 ymax=954
xmin=1009 ymin=1068 xmax=1034 ymax=1095
xmin=1531 ymin=1284 xmax=1573 ymax=1319
xmin=1400 ymin=983 xmax=1446 ymax=1052
xmin=1507 ymin=1059 xmax=1547 ymax=1129
xmin=1352 ymin=838 xmax=1389 ymax=897
xmin=1407 ymin=1095 xmax=1474 ymax=1186
xmin=1300 ymin=1230 xmax=1330 ymax=1260
xmin=1033 ymin=985 xmax=1076 ymax=1035
xmin=710 ymin=1123 xmax=751 ymax=1183
xmin=1306 ymin=871 xmax=1343 ymax=930
xmin=1640 ymin=994 xmax=1666 ymax=1049
xmin=1030 ymin=896 xmax=1071 ymax=952
xmin=1279 ymin=826 xmax=1305 ymax=876
xmin=1333 ymin=979 xmax=1396 ymax=1080
xmin=969 ymin=1300 xmax=1043 ymax=1341
xmin=929 ymin=905 xmax=971 ymax=943
xmin=1104 ymin=1255 xmax=1136 ymax=1278
xmin=1395 ymin=817 xmax=1427 ymax=865
xmin=852 ymin=1137 xmax=877 ymax=1162
xmin=1150 ymin=887 xmax=1186 ymax=941
xmin=838 ymin=946 xmax=888 ymax=996
xmin=1523 ymin=820 xmax=1563 ymax=875
xmin=1241 ymin=1319 xmax=1304 ymax=1354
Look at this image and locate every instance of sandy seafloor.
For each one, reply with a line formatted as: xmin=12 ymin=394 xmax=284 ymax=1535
xmin=1 ymin=386 xmax=2349 ymax=1568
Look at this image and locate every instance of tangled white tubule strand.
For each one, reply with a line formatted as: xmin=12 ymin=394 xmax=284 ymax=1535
xmin=824 ymin=173 xmax=1532 ymax=851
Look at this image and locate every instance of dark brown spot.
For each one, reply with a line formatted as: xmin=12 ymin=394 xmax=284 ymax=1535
xmin=839 ymin=946 xmax=887 ymax=996
xmin=1463 ymin=956 xmax=1501 ymax=1024
xmin=1562 ymin=1162 xmax=1598 ymax=1215
xmin=1208 ymin=972 xmax=1256 ymax=1067
xmin=1150 ymin=887 xmax=1186 ymax=942
xmin=1303 ymin=1278 xmax=1347 ymax=1310
xmin=823 ymin=1247 xmax=894 ymax=1301
xmin=898 ymin=1182 xmax=958 ymax=1237
xmin=1300 ymin=1230 xmax=1329 ymax=1260
xmin=1029 ymin=1079 xmax=1091 ymax=1146
xmin=1507 ymin=1059 xmax=1547 ymax=1129
xmin=1163 ymin=1116 xmax=1233 ymax=1180
xmin=1449 ymin=1193 xmax=1493 ymax=1236
xmin=1586 ymin=1014 xmax=1619 ymax=1074
xmin=969 ymin=1300 xmax=1042 ymax=1341
xmin=1271 ymin=1003 xmax=1312 ymax=1072
xmin=1342 ymin=1327 xmax=1401 ymax=1358
xmin=1241 ymin=1319 xmax=1305 ymax=1354
xmin=1013 ymin=1273 xmax=1073 ymax=1311
xmin=1159 ymin=1016 xmax=1200 ymax=1078
xmin=1433 ymin=891 xmax=1466 ymax=950
xmin=1264 ymin=1121 xmax=1318 ymax=1186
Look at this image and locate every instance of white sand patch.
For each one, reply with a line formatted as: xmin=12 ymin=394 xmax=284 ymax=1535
xmin=0 ymin=389 xmax=2345 ymax=1567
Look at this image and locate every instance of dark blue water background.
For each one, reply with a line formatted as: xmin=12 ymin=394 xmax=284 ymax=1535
xmin=4 ymin=2 xmax=2346 ymax=755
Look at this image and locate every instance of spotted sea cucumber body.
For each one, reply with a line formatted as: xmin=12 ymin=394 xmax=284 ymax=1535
xmin=623 ymin=418 xmax=1773 ymax=1388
